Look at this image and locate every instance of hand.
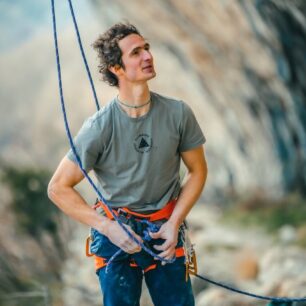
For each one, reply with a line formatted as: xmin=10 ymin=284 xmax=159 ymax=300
xmin=103 ymin=220 xmax=143 ymax=254
xmin=149 ymin=220 xmax=179 ymax=264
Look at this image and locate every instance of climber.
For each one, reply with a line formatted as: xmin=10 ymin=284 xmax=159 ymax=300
xmin=48 ymin=22 xmax=207 ymax=306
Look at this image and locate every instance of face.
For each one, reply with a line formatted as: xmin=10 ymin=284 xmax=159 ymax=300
xmin=115 ymin=34 xmax=156 ymax=84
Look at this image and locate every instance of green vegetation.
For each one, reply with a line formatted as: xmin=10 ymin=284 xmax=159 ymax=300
xmin=1 ymin=165 xmax=58 ymax=239
xmin=222 ymin=192 xmax=306 ymax=247
xmin=0 ymin=165 xmax=64 ymax=306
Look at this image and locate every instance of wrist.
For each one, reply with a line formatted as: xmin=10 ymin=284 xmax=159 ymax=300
xmin=167 ymin=217 xmax=181 ymax=230
xmin=97 ymin=216 xmax=112 ymax=236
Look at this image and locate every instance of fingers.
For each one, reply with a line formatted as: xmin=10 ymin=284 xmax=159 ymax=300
xmin=107 ymin=222 xmax=143 ymax=254
xmin=124 ymin=244 xmax=141 ymax=254
xmin=121 ymin=237 xmax=141 ymax=253
xmin=153 ymin=239 xmax=172 ymax=251
xmin=153 ymin=239 xmax=176 ymax=264
xmin=119 ymin=230 xmax=143 ymax=254
xmin=158 ymin=247 xmax=175 ymax=259
xmin=160 ymin=249 xmax=176 ymax=265
xmin=120 ymin=242 xmax=141 ymax=254
xmin=154 ymin=239 xmax=176 ymax=251
xmin=149 ymin=230 xmax=161 ymax=239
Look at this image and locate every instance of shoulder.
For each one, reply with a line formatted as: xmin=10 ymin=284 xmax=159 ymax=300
xmin=151 ymin=92 xmax=192 ymax=117
xmin=85 ymin=99 xmax=116 ymax=128
xmin=151 ymin=91 xmax=187 ymax=113
xmin=151 ymin=91 xmax=183 ymax=107
xmin=75 ymin=99 xmax=115 ymax=142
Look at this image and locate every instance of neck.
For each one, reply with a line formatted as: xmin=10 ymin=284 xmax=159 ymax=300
xmin=117 ymin=84 xmax=151 ymax=118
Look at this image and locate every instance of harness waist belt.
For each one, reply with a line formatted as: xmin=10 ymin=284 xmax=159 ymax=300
xmin=94 ymin=199 xmax=177 ymax=221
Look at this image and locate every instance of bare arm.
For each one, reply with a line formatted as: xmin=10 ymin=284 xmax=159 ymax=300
xmin=47 ymin=157 xmax=110 ymax=232
xmin=169 ymin=145 xmax=208 ymax=227
xmin=47 ymin=156 xmax=142 ymax=253
xmin=151 ymin=146 xmax=208 ymax=261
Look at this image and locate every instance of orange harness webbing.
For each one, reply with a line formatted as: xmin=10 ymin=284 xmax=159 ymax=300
xmin=94 ymin=198 xmax=177 ymax=221
xmin=94 ymin=247 xmax=185 ymax=271
xmin=93 ymin=199 xmax=185 ymax=271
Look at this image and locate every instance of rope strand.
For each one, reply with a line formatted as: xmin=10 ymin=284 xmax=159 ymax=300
xmin=194 ymin=273 xmax=305 ymax=303
xmin=67 ymin=0 xmax=100 ymax=111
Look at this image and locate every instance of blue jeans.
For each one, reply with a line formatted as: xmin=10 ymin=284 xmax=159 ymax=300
xmin=97 ymin=256 xmax=195 ymax=306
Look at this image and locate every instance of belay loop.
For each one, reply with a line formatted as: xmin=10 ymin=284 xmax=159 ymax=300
xmin=51 ymin=0 xmax=306 ymax=304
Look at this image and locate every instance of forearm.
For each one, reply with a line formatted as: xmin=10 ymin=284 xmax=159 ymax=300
xmin=168 ymin=164 xmax=207 ymax=229
xmin=151 ymin=163 xmax=207 ymax=261
xmin=48 ymin=183 xmax=110 ymax=234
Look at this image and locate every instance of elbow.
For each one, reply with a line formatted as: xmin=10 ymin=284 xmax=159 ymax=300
xmin=200 ymin=160 xmax=208 ymax=188
xmin=204 ymin=160 xmax=208 ymax=180
xmin=203 ymin=160 xmax=208 ymax=184
xmin=47 ymin=180 xmax=59 ymax=204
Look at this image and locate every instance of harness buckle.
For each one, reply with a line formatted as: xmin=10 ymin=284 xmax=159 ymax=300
xmin=86 ymin=235 xmax=94 ymax=257
xmin=117 ymin=208 xmax=132 ymax=224
xmin=117 ymin=208 xmax=129 ymax=217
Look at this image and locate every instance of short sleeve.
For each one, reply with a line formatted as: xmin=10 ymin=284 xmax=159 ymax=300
xmin=66 ymin=117 xmax=102 ymax=172
xmin=178 ymin=102 xmax=206 ymax=152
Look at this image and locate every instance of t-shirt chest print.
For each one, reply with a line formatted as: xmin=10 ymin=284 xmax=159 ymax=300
xmin=133 ymin=133 xmax=153 ymax=153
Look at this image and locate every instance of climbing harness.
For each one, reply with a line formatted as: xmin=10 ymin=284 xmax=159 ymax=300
xmin=89 ymin=199 xmax=187 ymax=274
xmin=51 ymin=0 xmax=306 ymax=304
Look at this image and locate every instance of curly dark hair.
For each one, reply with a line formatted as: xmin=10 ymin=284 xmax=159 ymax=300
xmin=92 ymin=22 xmax=141 ymax=87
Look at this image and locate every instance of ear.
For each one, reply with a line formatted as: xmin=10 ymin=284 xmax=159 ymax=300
xmin=109 ymin=64 xmax=122 ymax=76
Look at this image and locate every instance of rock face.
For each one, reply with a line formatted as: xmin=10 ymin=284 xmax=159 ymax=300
xmin=0 ymin=184 xmax=71 ymax=306
xmin=188 ymin=205 xmax=306 ymax=306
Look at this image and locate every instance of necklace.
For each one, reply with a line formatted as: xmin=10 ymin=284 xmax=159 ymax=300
xmin=116 ymin=95 xmax=151 ymax=109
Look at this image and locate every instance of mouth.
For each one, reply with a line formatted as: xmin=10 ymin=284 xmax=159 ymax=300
xmin=142 ymin=64 xmax=154 ymax=71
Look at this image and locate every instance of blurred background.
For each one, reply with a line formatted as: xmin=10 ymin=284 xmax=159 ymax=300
xmin=1 ymin=0 xmax=306 ymax=305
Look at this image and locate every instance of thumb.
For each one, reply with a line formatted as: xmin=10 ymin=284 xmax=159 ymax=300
xmin=149 ymin=229 xmax=162 ymax=239
xmin=129 ymin=229 xmax=144 ymax=244
xmin=124 ymin=225 xmax=143 ymax=244
xmin=134 ymin=233 xmax=144 ymax=244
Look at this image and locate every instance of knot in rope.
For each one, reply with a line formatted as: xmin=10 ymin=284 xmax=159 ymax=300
xmin=138 ymin=219 xmax=159 ymax=241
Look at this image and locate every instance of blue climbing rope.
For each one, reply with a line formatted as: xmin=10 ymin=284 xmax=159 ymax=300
xmin=66 ymin=0 xmax=100 ymax=111
xmin=194 ymin=273 xmax=303 ymax=304
xmin=51 ymin=0 xmax=306 ymax=304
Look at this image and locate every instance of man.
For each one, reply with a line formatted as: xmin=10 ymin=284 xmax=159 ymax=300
xmin=48 ymin=22 xmax=207 ymax=306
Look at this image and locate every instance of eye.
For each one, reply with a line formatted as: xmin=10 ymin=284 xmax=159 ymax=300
xmin=132 ymin=49 xmax=140 ymax=55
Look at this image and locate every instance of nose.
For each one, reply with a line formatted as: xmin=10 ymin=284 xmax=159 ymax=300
xmin=143 ymin=49 xmax=153 ymax=61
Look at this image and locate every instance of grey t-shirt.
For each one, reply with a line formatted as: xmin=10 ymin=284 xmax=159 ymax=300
xmin=67 ymin=92 xmax=206 ymax=212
